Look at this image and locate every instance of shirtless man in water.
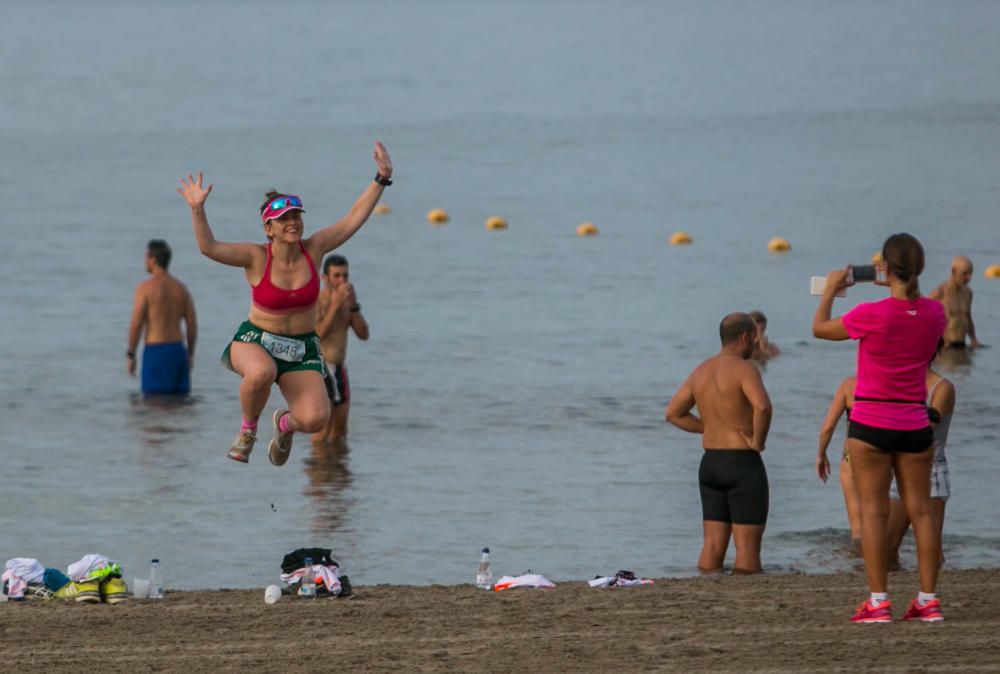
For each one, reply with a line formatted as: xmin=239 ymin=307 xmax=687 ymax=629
xmin=666 ymin=313 xmax=773 ymax=573
xmin=312 ymin=254 xmax=369 ymax=446
xmin=127 ymin=239 xmax=197 ymax=395
xmin=930 ymin=255 xmax=982 ymax=350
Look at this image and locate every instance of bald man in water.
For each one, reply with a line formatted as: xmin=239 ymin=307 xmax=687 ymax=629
xmin=665 ymin=313 xmax=773 ymax=574
xmin=930 ymin=256 xmax=982 ymax=350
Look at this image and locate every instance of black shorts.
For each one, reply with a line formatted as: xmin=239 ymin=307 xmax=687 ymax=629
xmin=698 ymin=450 xmax=769 ymax=526
xmin=847 ymin=420 xmax=934 ymax=454
xmin=324 ymin=363 xmax=351 ymax=405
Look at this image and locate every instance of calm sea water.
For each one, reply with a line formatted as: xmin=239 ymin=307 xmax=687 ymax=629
xmin=2 ymin=0 xmax=1000 ymax=589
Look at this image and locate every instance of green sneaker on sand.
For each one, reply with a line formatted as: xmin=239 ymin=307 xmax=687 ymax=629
xmin=100 ymin=577 xmax=129 ymax=604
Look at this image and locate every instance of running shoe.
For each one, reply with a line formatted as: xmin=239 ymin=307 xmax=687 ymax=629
xmin=71 ymin=579 xmax=102 ymax=604
xmin=903 ymin=598 xmax=944 ymax=622
xmin=100 ymin=577 xmax=129 ymax=605
xmin=268 ymin=408 xmax=293 ymax=466
xmin=228 ymin=429 xmax=257 ymax=463
xmin=850 ymin=599 xmax=892 ymax=623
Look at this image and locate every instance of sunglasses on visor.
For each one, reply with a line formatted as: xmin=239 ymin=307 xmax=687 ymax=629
xmin=264 ymin=195 xmax=303 ymax=213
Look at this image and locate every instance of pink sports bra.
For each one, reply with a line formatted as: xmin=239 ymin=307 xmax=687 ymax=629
xmin=251 ymin=242 xmax=320 ymax=314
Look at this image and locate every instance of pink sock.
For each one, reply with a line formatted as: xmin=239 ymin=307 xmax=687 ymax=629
xmin=278 ymin=412 xmax=293 ymax=434
xmin=241 ymin=418 xmax=258 ymax=433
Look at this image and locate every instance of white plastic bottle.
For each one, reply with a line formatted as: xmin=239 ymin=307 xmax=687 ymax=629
xmin=476 ymin=547 xmax=492 ymax=589
xmin=148 ymin=559 xmax=164 ymax=600
xmin=299 ymin=557 xmax=317 ymax=598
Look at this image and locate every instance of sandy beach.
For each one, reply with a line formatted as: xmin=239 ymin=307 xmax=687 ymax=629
xmin=2 ymin=569 xmax=998 ymax=672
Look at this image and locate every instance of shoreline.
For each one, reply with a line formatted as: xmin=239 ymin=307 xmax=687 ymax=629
xmin=3 ymin=569 xmax=998 ymax=672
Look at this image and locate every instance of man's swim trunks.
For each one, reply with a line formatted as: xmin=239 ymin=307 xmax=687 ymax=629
xmin=324 ymin=362 xmax=350 ymax=405
xmin=141 ymin=341 xmax=190 ymax=395
xmin=221 ymin=320 xmax=325 ymax=380
xmin=698 ymin=449 xmax=769 ymax=526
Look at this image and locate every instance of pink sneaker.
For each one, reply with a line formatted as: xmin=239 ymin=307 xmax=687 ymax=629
xmin=903 ymin=598 xmax=943 ymax=622
xmin=850 ymin=599 xmax=893 ymax=623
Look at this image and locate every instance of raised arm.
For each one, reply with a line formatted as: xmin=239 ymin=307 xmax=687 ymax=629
xmin=306 ymin=142 xmax=393 ymax=257
xmin=178 ymin=173 xmax=258 ymax=268
xmin=813 ymin=267 xmax=852 ymax=341
xmin=665 ymin=378 xmax=704 ymax=434
xmin=816 ymin=379 xmax=849 ymax=482
xmin=741 ymin=364 xmax=772 ymax=452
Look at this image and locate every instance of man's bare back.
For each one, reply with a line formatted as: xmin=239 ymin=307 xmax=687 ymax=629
xmin=136 ymin=274 xmax=194 ymax=344
xmin=684 ymin=354 xmax=768 ymax=450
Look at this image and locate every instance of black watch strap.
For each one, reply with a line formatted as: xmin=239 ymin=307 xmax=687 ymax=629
xmin=374 ymin=172 xmax=393 ymax=186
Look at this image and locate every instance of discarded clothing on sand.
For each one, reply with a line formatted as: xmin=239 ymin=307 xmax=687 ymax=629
xmin=280 ymin=547 xmax=352 ymax=597
xmin=588 ymin=570 xmax=655 ymax=588
xmin=67 ymin=554 xmax=121 ymax=582
xmin=493 ymin=573 xmax=556 ymax=591
xmin=3 ymin=558 xmax=45 ymax=600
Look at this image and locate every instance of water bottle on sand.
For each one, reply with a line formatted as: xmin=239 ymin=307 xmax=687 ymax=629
xmin=148 ymin=559 xmax=164 ymax=600
xmin=299 ymin=557 xmax=317 ymax=598
xmin=476 ymin=548 xmax=492 ymax=589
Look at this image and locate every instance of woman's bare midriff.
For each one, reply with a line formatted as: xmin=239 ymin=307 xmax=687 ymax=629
xmin=247 ymin=305 xmax=318 ymax=336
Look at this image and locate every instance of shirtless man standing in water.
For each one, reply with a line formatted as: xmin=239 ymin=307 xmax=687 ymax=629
xmin=666 ymin=313 xmax=773 ymax=573
xmin=127 ymin=239 xmax=197 ymax=395
xmin=930 ymin=255 xmax=982 ymax=350
xmin=312 ymin=254 xmax=369 ymax=446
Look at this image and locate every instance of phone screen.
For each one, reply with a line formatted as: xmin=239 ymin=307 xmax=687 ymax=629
xmin=852 ymin=265 xmax=877 ymax=282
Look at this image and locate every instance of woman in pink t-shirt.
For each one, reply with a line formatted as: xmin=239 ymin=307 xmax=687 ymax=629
xmin=813 ymin=233 xmax=947 ymax=624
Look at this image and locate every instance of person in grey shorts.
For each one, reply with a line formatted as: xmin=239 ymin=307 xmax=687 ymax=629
xmin=887 ymin=348 xmax=955 ymax=569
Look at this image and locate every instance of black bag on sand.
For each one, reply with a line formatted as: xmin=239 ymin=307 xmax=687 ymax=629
xmin=281 ymin=548 xmax=339 ymax=574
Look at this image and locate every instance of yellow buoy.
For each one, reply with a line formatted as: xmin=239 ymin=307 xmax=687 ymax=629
xmin=427 ymin=208 xmax=449 ymax=224
xmin=985 ymin=264 xmax=1000 ymax=278
xmin=768 ymin=237 xmax=791 ymax=252
xmin=872 ymin=251 xmax=884 ymax=264
xmin=373 ymin=204 xmax=392 ymax=215
xmin=485 ymin=216 xmax=508 ymax=231
xmin=669 ymin=231 xmax=693 ymax=246
xmin=576 ymin=222 xmax=598 ymax=236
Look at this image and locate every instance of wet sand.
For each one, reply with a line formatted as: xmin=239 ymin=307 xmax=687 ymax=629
xmin=2 ymin=569 xmax=998 ymax=673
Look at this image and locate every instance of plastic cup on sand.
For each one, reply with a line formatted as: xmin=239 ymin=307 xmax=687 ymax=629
xmin=133 ymin=577 xmax=150 ymax=599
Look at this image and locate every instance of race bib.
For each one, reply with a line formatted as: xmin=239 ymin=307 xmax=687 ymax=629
xmin=261 ymin=331 xmax=306 ymax=362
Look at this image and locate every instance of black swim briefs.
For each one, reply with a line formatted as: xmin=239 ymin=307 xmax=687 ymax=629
xmin=847 ymin=420 xmax=934 ymax=454
xmin=698 ymin=450 xmax=769 ymax=526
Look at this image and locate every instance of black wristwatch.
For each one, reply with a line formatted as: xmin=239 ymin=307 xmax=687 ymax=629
xmin=350 ymin=304 xmax=361 ymax=313
xmin=374 ymin=172 xmax=393 ymax=186
xmin=126 ymin=351 xmax=136 ymax=359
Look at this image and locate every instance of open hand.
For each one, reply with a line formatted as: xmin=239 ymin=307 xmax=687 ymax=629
xmin=373 ymin=141 xmax=392 ymax=178
xmin=177 ymin=172 xmax=213 ymax=208
xmin=816 ymin=453 xmax=831 ymax=483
